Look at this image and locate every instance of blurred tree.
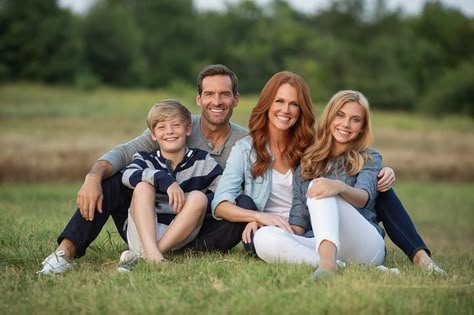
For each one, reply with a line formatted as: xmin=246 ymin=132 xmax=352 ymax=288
xmin=415 ymin=1 xmax=474 ymax=68
xmin=194 ymin=0 xmax=265 ymax=92
xmin=0 ymin=0 xmax=82 ymax=83
xmin=125 ymin=0 xmax=197 ymax=87
xmin=418 ymin=61 xmax=474 ymax=117
xmin=0 ymin=0 xmax=472 ymax=115
xmin=81 ymin=0 xmax=145 ymax=86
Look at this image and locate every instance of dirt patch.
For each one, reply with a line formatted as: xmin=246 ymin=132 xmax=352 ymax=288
xmin=1 ymin=126 xmax=473 ymax=182
xmin=373 ymin=128 xmax=474 ymax=181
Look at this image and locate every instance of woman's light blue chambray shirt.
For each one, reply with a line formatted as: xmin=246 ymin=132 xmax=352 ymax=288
xmin=211 ymin=136 xmax=274 ymax=218
xmin=288 ymin=148 xmax=385 ymax=237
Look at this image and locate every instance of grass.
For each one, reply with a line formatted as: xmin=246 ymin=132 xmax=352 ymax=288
xmin=0 ymin=181 xmax=473 ymax=315
xmin=0 ymin=83 xmax=473 ymax=314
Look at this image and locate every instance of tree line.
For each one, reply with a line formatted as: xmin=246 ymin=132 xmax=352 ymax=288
xmin=0 ymin=0 xmax=472 ymax=115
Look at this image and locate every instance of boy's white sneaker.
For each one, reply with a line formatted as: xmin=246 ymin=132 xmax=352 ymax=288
xmin=376 ymin=265 xmax=401 ymax=275
xmin=117 ymin=250 xmax=140 ymax=273
xmin=37 ymin=250 xmax=74 ymax=275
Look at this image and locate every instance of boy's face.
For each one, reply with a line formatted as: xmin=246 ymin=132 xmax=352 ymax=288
xmin=151 ymin=118 xmax=191 ymax=154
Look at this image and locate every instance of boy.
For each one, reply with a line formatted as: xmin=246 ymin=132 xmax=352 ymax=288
xmin=118 ymin=99 xmax=222 ymax=271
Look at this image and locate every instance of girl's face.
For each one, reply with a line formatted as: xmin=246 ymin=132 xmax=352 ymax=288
xmin=330 ymin=101 xmax=365 ymax=152
xmin=267 ymin=83 xmax=300 ymax=134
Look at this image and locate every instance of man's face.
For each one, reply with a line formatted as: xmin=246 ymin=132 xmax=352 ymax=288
xmin=196 ymin=75 xmax=239 ymax=127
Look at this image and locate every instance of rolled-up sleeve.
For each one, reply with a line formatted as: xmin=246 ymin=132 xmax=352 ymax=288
xmin=354 ymin=149 xmax=382 ymax=207
xmin=288 ymin=166 xmax=311 ymax=231
xmin=211 ymin=142 xmax=246 ymax=219
xmin=99 ymin=129 xmax=158 ymax=175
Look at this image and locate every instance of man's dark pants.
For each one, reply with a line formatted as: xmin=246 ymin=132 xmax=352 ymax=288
xmin=58 ymin=172 xmax=249 ymax=257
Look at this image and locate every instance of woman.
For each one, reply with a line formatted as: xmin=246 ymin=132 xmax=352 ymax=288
xmin=211 ymin=71 xmax=316 ymax=245
xmin=212 ymin=72 xmax=389 ymax=250
xmin=253 ymin=90 xmax=443 ymax=278
xmin=211 ymin=72 xmax=443 ymax=274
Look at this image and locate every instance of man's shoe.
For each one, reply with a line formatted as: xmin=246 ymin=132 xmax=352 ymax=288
xmin=37 ymin=250 xmax=73 ymax=275
xmin=117 ymin=250 xmax=140 ymax=273
xmin=426 ymin=261 xmax=446 ymax=275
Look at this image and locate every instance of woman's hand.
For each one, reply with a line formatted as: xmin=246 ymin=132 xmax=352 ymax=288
xmin=242 ymin=222 xmax=259 ymax=244
xmin=255 ymin=212 xmax=293 ymax=233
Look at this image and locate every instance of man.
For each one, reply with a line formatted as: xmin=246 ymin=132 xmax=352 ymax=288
xmin=38 ymin=64 xmax=250 ymax=274
xmin=38 ymin=64 xmax=398 ymax=274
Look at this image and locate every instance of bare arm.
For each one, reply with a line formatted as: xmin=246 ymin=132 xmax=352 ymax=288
xmin=291 ymin=224 xmax=305 ymax=236
xmin=215 ymin=201 xmax=293 ymax=233
xmin=76 ymin=129 xmax=157 ymax=221
xmin=215 ymin=201 xmax=261 ymax=222
xmin=339 ymin=182 xmax=369 ymax=208
xmin=306 ymin=178 xmax=368 ymax=208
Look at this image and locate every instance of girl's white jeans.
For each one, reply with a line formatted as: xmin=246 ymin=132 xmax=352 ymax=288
xmin=253 ymin=195 xmax=385 ymax=266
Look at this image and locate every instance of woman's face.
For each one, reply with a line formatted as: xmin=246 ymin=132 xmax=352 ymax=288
xmin=267 ymin=83 xmax=300 ymax=133
xmin=330 ymin=101 xmax=365 ymax=151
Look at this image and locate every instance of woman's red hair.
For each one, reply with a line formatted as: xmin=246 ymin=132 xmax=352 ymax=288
xmin=249 ymin=71 xmax=316 ymax=178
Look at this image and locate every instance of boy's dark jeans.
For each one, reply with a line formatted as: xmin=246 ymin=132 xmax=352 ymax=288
xmin=375 ymin=188 xmax=430 ymax=260
xmin=58 ymin=172 xmax=249 ymax=257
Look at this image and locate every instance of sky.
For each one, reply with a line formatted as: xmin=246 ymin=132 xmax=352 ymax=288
xmin=58 ymin=0 xmax=474 ymax=16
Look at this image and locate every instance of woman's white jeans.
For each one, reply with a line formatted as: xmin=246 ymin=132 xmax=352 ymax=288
xmin=254 ymin=195 xmax=385 ymax=266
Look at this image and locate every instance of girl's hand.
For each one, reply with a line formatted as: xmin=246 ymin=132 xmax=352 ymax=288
xmin=377 ymin=167 xmax=395 ymax=192
xmin=242 ymin=222 xmax=259 ymax=244
xmin=307 ymin=178 xmax=345 ymax=199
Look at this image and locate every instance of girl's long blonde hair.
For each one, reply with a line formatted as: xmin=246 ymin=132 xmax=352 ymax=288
xmin=249 ymin=71 xmax=316 ymax=178
xmin=300 ymin=90 xmax=372 ymax=181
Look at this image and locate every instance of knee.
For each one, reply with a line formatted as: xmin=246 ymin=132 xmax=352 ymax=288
xmin=253 ymin=226 xmax=282 ymax=258
xmin=235 ymin=194 xmax=258 ymax=211
xmin=183 ymin=191 xmax=208 ymax=216
xmin=187 ymin=191 xmax=208 ymax=207
xmin=134 ymin=182 xmax=155 ymax=195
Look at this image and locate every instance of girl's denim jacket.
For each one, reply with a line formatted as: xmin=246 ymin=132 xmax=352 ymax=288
xmin=212 ymin=136 xmax=273 ymax=218
xmin=288 ymin=148 xmax=385 ymax=237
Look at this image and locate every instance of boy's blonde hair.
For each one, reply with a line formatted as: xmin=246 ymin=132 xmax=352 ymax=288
xmin=147 ymin=99 xmax=192 ymax=130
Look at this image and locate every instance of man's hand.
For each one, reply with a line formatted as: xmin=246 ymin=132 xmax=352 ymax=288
xmin=77 ymin=174 xmax=103 ymax=221
xmin=377 ymin=167 xmax=395 ymax=192
xmin=167 ymin=182 xmax=185 ymax=213
xmin=242 ymin=222 xmax=259 ymax=244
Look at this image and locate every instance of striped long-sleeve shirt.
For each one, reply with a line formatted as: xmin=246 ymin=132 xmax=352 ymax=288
xmin=122 ymin=147 xmax=223 ymax=214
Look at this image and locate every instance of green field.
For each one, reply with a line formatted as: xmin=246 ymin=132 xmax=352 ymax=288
xmin=0 ymin=84 xmax=473 ymax=314
xmin=0 ymin=182 xmax=473 ymax=314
